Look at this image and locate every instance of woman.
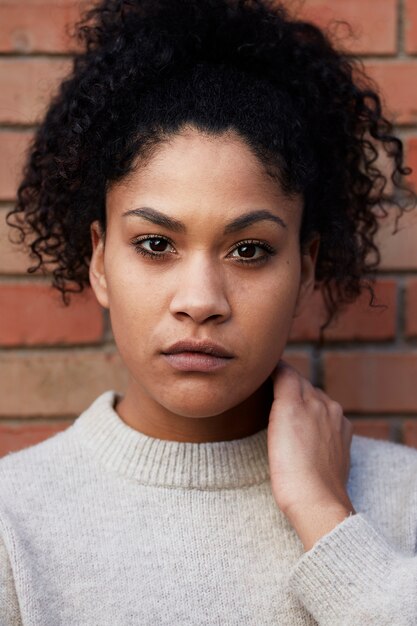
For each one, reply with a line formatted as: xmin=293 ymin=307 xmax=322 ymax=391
xmin=1 ymin=0 xmax=416 ymax=624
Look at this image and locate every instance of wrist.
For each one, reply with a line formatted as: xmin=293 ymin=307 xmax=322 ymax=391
xmin=283 ymin=498 xmax=356 ymax=552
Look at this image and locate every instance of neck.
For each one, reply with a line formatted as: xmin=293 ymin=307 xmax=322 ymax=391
xmin=115 ymin=378 xmax=273 ymax=443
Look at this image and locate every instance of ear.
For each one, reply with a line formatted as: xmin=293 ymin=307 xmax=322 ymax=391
xmin=89 ymin=220 xmax=109 ymax=309
xmin=293 ymin=236 xmax=320 ymax=318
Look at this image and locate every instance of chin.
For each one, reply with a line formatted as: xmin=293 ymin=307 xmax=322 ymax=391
xmin=158 ymin=386 xmax=245 ymax=419
xmin=152 ymin=367 xmax=272 ymax=418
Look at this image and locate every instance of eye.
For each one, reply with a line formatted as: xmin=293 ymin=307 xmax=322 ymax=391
xmin=131 ymin=235 xmax=175 ymax=259
xmin=140 ymin=237 xmax=172 ymax=253
xmin=231 ymin=243 xmax=260 ymax=259
xmin=228 ymin=240 xmax=276 ymax=265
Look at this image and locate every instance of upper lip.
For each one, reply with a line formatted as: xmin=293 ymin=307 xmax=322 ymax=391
xmin=162 ymin=339 xmax=234 ymax=358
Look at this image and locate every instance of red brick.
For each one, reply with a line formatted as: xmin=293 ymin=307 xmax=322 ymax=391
xmin=405 ymin=279 xmax=417 ymax=338
xmin=0 ymin=206 xmax=32 ymax=273
xmin=289 ymin=280 xmax=397 ymax=342
xmin=403 ymin=420 xmax=417 ymax=449
xmin=297 ymin=0 xmax=397 ymax=55
xmin=0 ymin=420 xmax=73 ymax=457
xmin=0 ymin=58 xmax=71 ymax=125
xmin=0 ymin=131 xmax=33 ymax=200
xmin=0 ymin=3 xmax=82 ymax=53
xmin=350 ymin=418 xmax=391 ymax=441
xmin=282 ymin=350 xmax=311 ymax=380
xmin=376 ymin=208 xmax=417 ymax=271
xmin=0 ymin=283 xmax=104 ymax=346
xmin=0 ymin=0 xmax=76 ymax=4
xmin=364 ymin=63 xmax=417 ymax=126
xmin=405 ymin=0 xmax=417 ymax=54
xmin=0 ymin=350 xmax=128 ymax=417
xmin=324 ymin=352 xmax=417 ymax=413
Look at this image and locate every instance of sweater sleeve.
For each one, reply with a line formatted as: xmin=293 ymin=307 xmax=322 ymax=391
xmin=0 ymin=535 xmax=22 ymax=626
xmin=287 ymin=512 xmax=417 ymax=626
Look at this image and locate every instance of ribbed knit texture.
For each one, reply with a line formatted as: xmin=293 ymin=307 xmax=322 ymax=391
xmin=1 ymin=390 xmax=417 ymax=625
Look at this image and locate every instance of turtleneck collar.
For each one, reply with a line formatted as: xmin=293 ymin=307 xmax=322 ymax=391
xmin=71 ymin=391 xmax=270 ymax=490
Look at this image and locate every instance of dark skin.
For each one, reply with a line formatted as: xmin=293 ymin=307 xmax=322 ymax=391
xmin=89 ymin=126 xmax=355 ymax=550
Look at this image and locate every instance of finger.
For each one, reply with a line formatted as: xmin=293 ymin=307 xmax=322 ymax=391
xmin=304 ymin=386 xmax=343 ymax=415
xmin=270 ymin=360 xmax=309 ymax=401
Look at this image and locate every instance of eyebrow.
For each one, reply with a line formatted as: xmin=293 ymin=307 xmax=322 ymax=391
xmin=122 ymin=207 xmax=287 ymax=233
xmin=122 ymin=207 xmax=186 ymax=233
xmin=223 ymin=209 xmax=287 ymax=233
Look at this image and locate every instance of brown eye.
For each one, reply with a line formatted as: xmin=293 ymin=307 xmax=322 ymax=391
xmin=228 ymin=239 xmax=276 ymax=265
xmin=237 ymin=243 xmax=257 ymax=258
xmin=147 ymin=238 xmax=168 ymax=252
xmin=131 ymin=235 xmax=175 ymax=259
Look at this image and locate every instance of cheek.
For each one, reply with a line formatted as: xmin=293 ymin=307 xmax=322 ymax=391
xmin=237 ymin=264 xmax=301 ymax=326
xmin=106 ymin=245 xmax=164 ymax=307
xmin=239 ymin=271 xmax=301 ymax=357
xmin=104 ymin=256 xmax=166 ymax=348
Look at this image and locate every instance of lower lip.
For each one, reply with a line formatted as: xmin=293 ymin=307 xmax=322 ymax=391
xmin=162 ymin=352 xmax=232 ymax=372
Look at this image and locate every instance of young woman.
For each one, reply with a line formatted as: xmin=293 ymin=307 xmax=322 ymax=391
xmin=1 ymin=0 xmax=416 ymax=624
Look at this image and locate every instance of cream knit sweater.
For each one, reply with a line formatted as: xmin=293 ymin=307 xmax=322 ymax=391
xmin=1 ymin=390 xmax=417 ymax=626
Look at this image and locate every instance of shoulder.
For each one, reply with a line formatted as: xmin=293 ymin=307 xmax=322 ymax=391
xmin=0 ymin=426 xmax=80 ymax=575
xmin=0 ymin=391 xmax=117 ymax=512
xmin=348 ymin=434 xmax=417 ymax=550
xmin=0 ymin=531 xmax=21 ymax=625
xmin=350 ymin=433 xmax=417 ymax=474
xmin=0 ymin=425 xmax=78 ymax=508
xmin=349 ymin=434 xmax=417 ymax=492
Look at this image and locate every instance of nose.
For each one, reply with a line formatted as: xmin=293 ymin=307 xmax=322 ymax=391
xmin=169 ymin=253 xmax=231 ymax=324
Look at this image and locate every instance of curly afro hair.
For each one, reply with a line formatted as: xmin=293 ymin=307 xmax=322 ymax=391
xmin=7 ymin=0 xmax=414 ymax=325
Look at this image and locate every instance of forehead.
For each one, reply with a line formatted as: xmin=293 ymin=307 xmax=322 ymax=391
xmin=106 ymin=127 xmax=301 ymax=226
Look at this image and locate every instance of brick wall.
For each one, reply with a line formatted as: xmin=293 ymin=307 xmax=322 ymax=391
xmin=0 ymin=0 xmax=416 ymax=456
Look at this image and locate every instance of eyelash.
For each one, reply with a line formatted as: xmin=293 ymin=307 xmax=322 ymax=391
xmin=233 ymin=240 xmax=276 ymax=265
xmin=131 ymin=235 xmax=175 ymax=262
xmin=130 ymin=235 xmax=276 ymax=265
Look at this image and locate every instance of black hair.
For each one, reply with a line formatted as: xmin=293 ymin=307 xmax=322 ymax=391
xmin=7 ymin=0 xmax=414 ymax=325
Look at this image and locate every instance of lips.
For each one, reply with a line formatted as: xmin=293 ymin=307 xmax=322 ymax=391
xmin=162 ymin=339 xmax=234 ymax=358
xmin=162 ymin=339 xmax=234 ymax=373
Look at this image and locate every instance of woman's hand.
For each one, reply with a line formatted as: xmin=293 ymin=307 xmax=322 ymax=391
xmin=267 ymin=360 xmax=356 ymax=551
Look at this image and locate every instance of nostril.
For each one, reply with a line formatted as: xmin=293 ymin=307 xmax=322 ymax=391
xmin=171 ymin=306 xmax=230 ymax=323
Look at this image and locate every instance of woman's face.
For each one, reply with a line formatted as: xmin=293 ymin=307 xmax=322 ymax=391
xmin=90 ymin=127 xmax=317 ymax=427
